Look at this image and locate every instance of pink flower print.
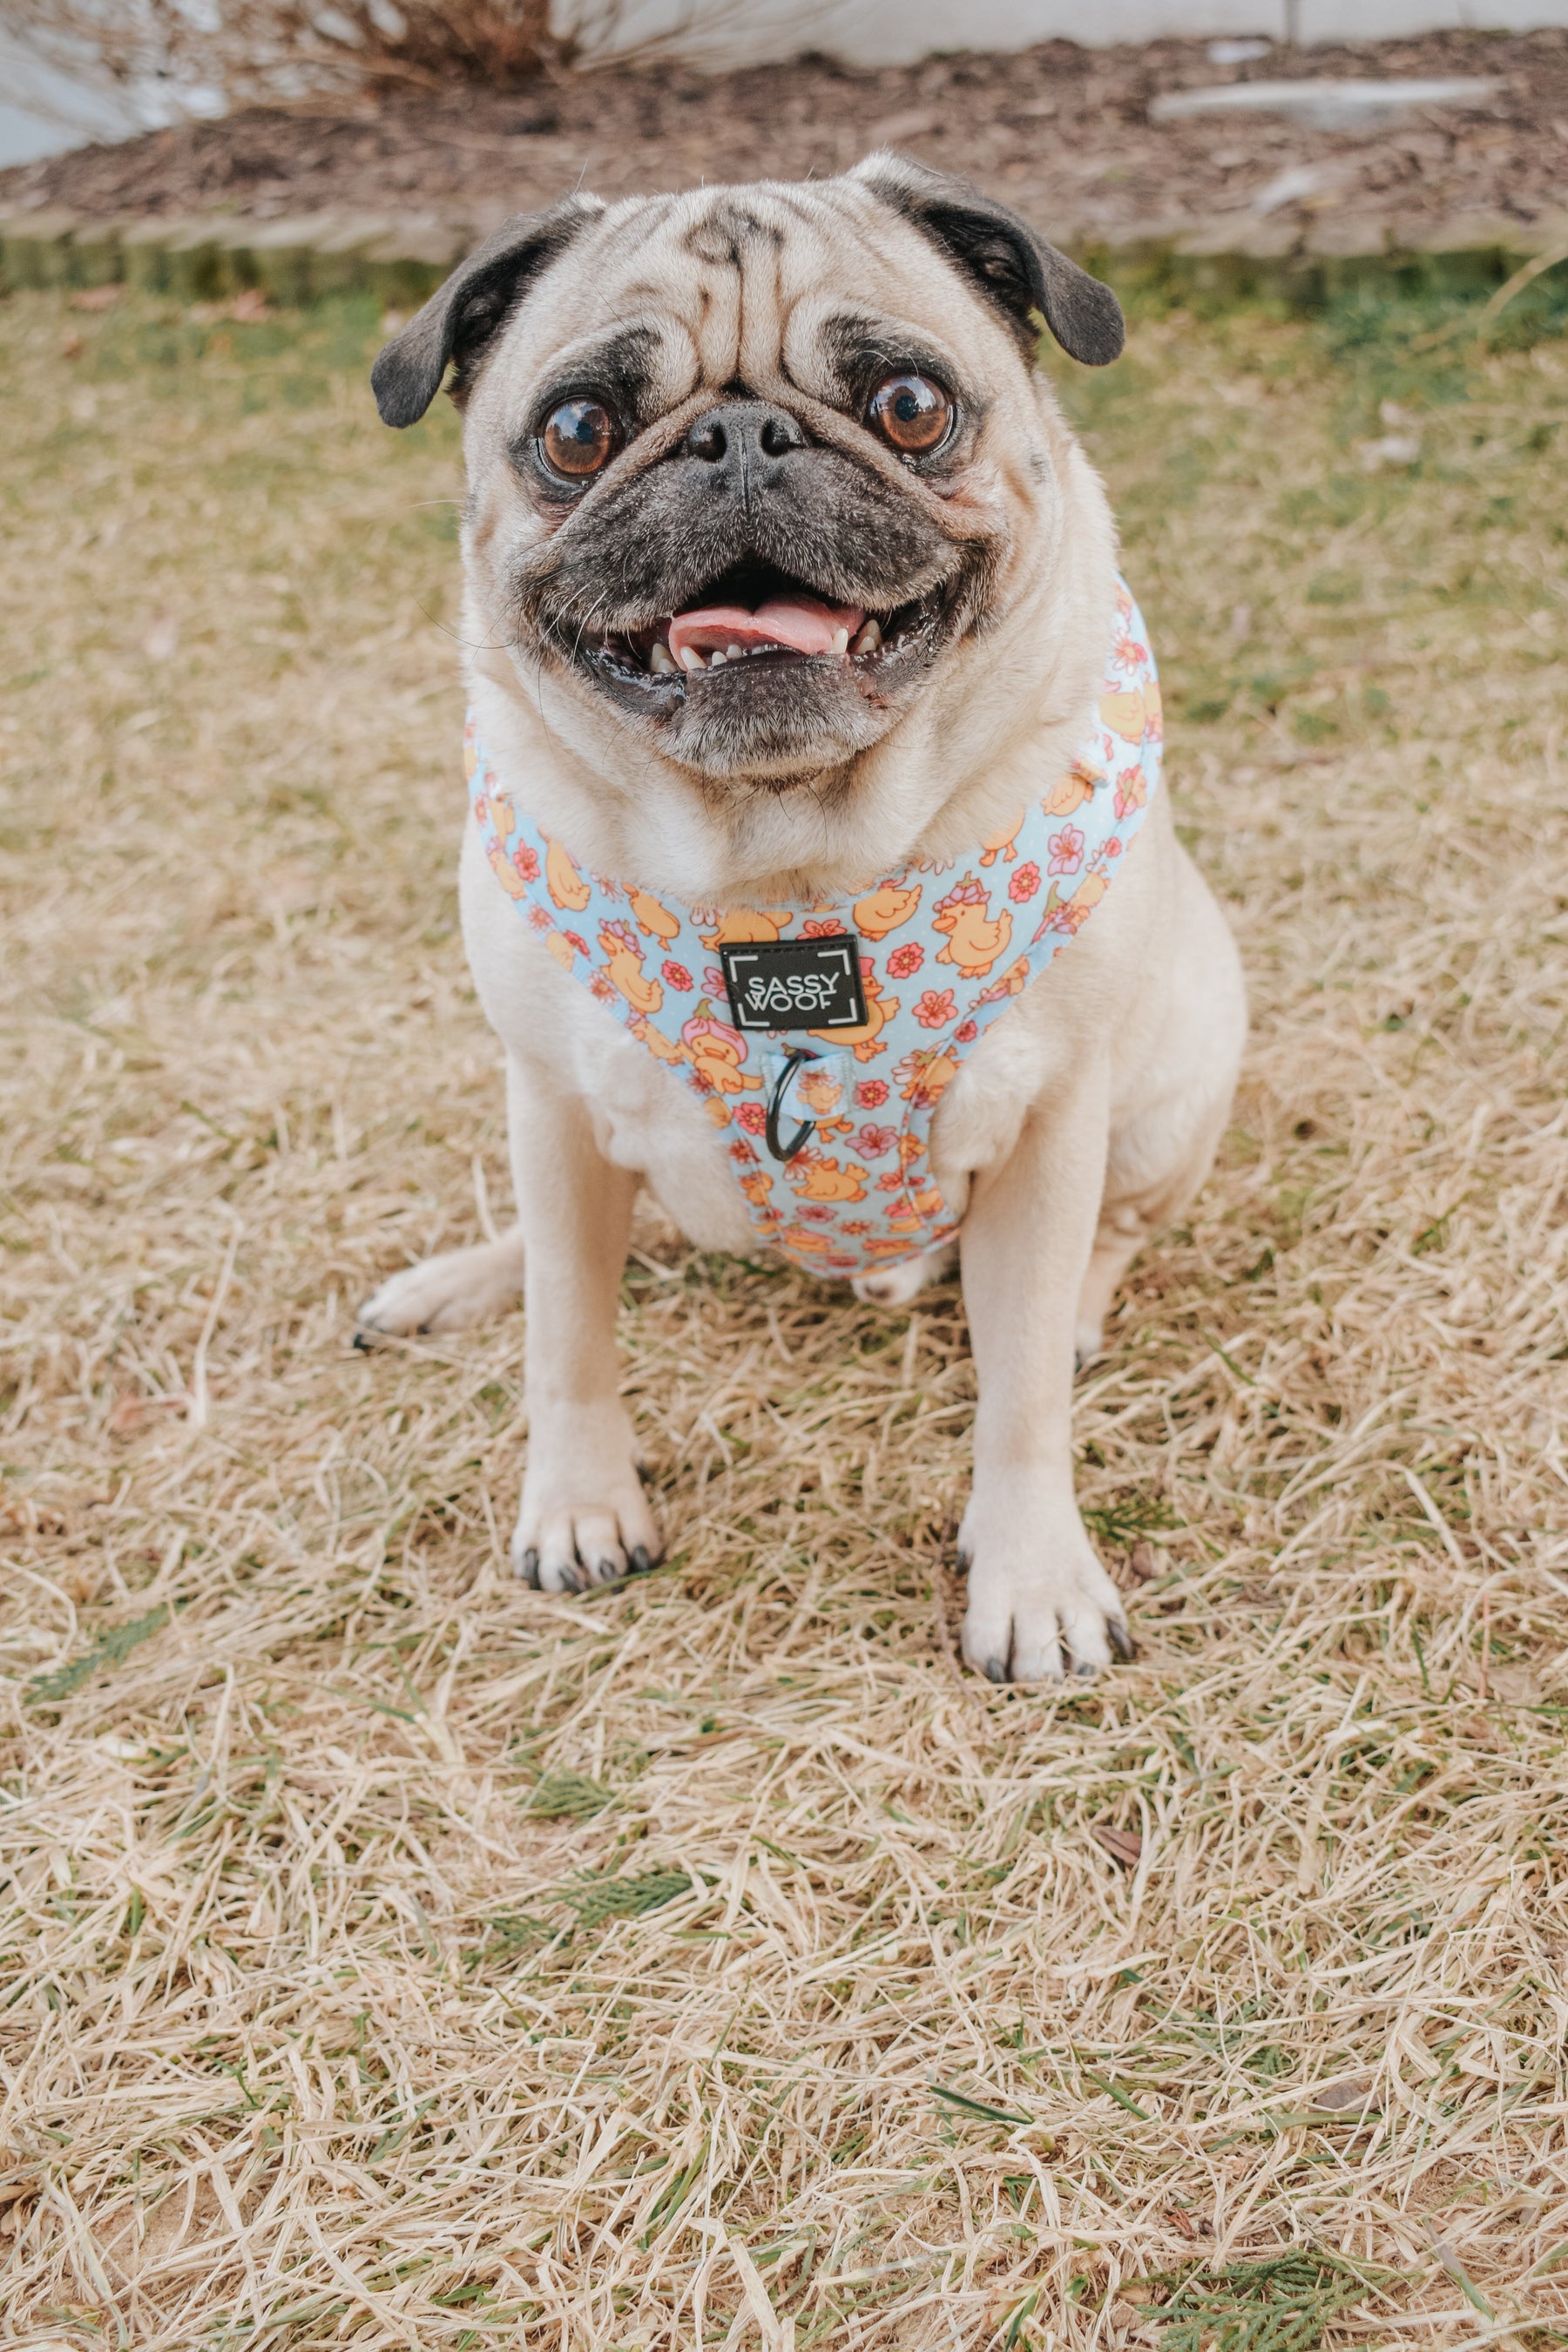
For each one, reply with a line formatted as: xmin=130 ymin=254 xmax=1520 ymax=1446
xmin=840 ymin=1219 xmax=873 ymax=1236
xmin=1105 ymin=836 xmax=1123 ymax=857
xmin=703 ymin=965 xmax=727 ymax=997
xmin=588 ymin=971 xmax=618 ymax=1004
xmin=662 ymin=959 xmax=694 ymax=990
xmin=563 ymin=930 xmax=589 ymax=959
xmin=1047 ymin=824 xmax=1085 ymax=877
xmin=1008 ymin=860 xmax=1040 ymax=903
xmin=512 ymin=843 xmax=540 ymax=883
xmin=1113 ymin=769 xmax=1146 ymax=821
xmin=877 ymin=1171 xmax=904 ymax=1192
xmin=801 ymin=916 xmax=845 ymax=936
xmin=915 ymin=988 xmax=957 ymax=1030
xmin=798 ymin=1204 xmax=835 ymax=1223
xmin=855 ymin=1123 xmax=898 ymax=1159
xmin=885 ymin=941 xmax=925 ymax=980
xmin=954 ymin=1019 xmax=978 ymax=1045
xmin=736 ymin=1102 xmax=766 ymax=1135
xmin=855 ymin=1079 xmax=889 ymax=1109
xmin=526 ymin=903 xmax=552 ymax=933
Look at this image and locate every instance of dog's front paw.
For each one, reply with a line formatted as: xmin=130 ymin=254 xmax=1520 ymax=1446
xmin=512 ymin=1417 xmax=662 ymax=1594
xmin=957 ymin=1486 xmax=1132 ymax=1684
xmin=357 ymin=1233 xmax=524 ymax=1339
xmin=852 ymin=1237 xmax=957 ymax=1309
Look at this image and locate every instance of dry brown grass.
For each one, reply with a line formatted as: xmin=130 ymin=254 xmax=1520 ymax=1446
xmin=2 ymin=283 xmax=1566 ymax=2351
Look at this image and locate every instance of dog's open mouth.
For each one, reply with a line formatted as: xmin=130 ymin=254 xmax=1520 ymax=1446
xmin=569 ymin=564 xmax=945 ymax=693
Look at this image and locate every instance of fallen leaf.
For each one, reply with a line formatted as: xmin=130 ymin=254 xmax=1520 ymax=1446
xmin=70 ymin=283 xmax=122 ymax=312
xmin=230 ymin=287 xmax=274 ymax=322
xmin=1093 ymin=1824 xmax=1143 ymax=1869
xmin=1168 ymin=2204 xmax=1199 ymax=2239
xmin=1313 ymin=2076 xmax=1379 ymax=2112
xmin=109 ymin=1392 xmax=186 ymax=1436
xmin=867 ymin=108 xmax=940 ymax=144
xmin=61 ymin=333 xmax=84 ymax=361
xmin=1127 ymin=1540 xmax=1159 ymax=1581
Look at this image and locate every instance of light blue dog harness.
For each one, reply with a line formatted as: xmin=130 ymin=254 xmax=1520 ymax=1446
xmin=468 ymin=579 xmax=1161 ymax=1281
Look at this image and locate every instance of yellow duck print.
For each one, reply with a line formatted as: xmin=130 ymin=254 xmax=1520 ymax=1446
xmin=852 ymin=882 xmax=922 ymax=941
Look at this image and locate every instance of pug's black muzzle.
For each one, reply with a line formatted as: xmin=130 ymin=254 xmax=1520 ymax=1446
xmin=526 ymin=400 xmax=958 ymax=641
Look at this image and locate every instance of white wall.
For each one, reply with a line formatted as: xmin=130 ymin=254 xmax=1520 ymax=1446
xmin=0 ymin=27 xmax=221 ymax=172
xmin=572 ymin=0 xmax=1568 ymax=64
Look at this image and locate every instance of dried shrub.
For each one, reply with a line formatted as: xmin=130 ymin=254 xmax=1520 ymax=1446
xmin=3 ymin=0 xmax=651 ymax=110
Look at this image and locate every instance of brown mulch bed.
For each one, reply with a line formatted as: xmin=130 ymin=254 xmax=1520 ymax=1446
xmin=3 ymin=29 xmax=1567 ymax=252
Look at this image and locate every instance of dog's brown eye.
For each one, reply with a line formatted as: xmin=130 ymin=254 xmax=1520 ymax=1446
xmin=540 ymin=398 xmax=617 ymax=480
xmin=868 ymin=374 xmax=951 ymax=456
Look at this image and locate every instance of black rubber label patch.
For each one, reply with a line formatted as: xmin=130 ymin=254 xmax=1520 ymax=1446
xmin=720 ymin=934 xmax=867 ymax=1032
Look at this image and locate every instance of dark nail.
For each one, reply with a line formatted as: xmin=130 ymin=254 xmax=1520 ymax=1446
xmin=985 ymin=1659 xmax=1006 ymax=1684
xmin=1108 ymin=1619 xmax=1136 ymax=1662
xmin=521 ymin=1547 xmax=541 ymax=1587
xmin=629 ymin=1546 xmax=652 ymax=1575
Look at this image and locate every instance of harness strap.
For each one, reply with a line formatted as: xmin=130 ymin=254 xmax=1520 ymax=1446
xmin=467 ymin=577 xmax=1161 ymax=1281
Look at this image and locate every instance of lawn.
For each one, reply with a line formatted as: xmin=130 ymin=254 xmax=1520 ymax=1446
xmin=2 ymin=274 xmax=1566 ymax=2350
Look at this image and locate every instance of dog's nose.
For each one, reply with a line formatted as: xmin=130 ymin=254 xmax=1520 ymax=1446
xmin=685 ymin=401 xmax=807 ymax=489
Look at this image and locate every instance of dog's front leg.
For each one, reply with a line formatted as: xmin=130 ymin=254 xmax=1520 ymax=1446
xmin=506 ymin=1052 xmax=661 ymax=1592
xmin=957 ymin=1065 xmax=1132 ymax=1681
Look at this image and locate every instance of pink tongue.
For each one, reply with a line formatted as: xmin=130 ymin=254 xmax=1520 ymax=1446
xmin=666 ymin=594 xmax=864 ymax=662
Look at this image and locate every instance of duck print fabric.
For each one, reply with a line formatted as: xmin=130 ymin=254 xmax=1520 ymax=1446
xmin=467 ymin=579 xmax=1162 ymax=1282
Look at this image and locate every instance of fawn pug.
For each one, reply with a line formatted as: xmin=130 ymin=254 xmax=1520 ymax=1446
xmin=360 ymin=157 xmax=1246 ymax=1682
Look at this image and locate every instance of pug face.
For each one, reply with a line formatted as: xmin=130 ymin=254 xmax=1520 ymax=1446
xmin=375 ymin=159 xmax=1123 ymax=797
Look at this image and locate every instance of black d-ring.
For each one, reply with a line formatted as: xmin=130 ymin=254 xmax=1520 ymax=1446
xmin=765 ymin=1050 xmax=817 ymax=1165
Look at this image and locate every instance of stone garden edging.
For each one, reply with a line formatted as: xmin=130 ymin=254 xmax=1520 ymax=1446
xmin=3 ymin=201 xmax=1567 ymax=313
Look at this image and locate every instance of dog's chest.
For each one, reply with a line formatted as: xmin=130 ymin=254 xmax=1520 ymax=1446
xmin=460 ymin=817 xmax=1090 ymax=1249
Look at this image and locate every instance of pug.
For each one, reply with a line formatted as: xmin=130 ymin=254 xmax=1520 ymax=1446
xmin=358 ymin=157 xmax=1247 ymax=1682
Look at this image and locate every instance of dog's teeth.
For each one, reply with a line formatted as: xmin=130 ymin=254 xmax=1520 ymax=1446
xmin=649 ymin=641 xmax=677 ymax=675
xmin=727 ymin=644 xmax=743 ymax=659
xmin=831 ymin=627 xmax=849 ymax=656
xmin=709 ymin=649 xmax=727 ymax=666
xmin=850 ymin=618 xmax=882 ymax=655
xmin=678 ymin=646 xmax=706 ymax=672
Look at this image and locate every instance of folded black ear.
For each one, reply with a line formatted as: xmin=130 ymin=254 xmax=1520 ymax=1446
xmin=851 ymin=152 xmax=1124 ymax=368
xmin=371 ymin=194 xmax=605 ymax=427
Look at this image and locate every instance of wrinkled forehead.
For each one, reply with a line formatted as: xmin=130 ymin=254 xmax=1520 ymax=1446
xmin=496 ymin=179 xmax=1002 ymax=417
